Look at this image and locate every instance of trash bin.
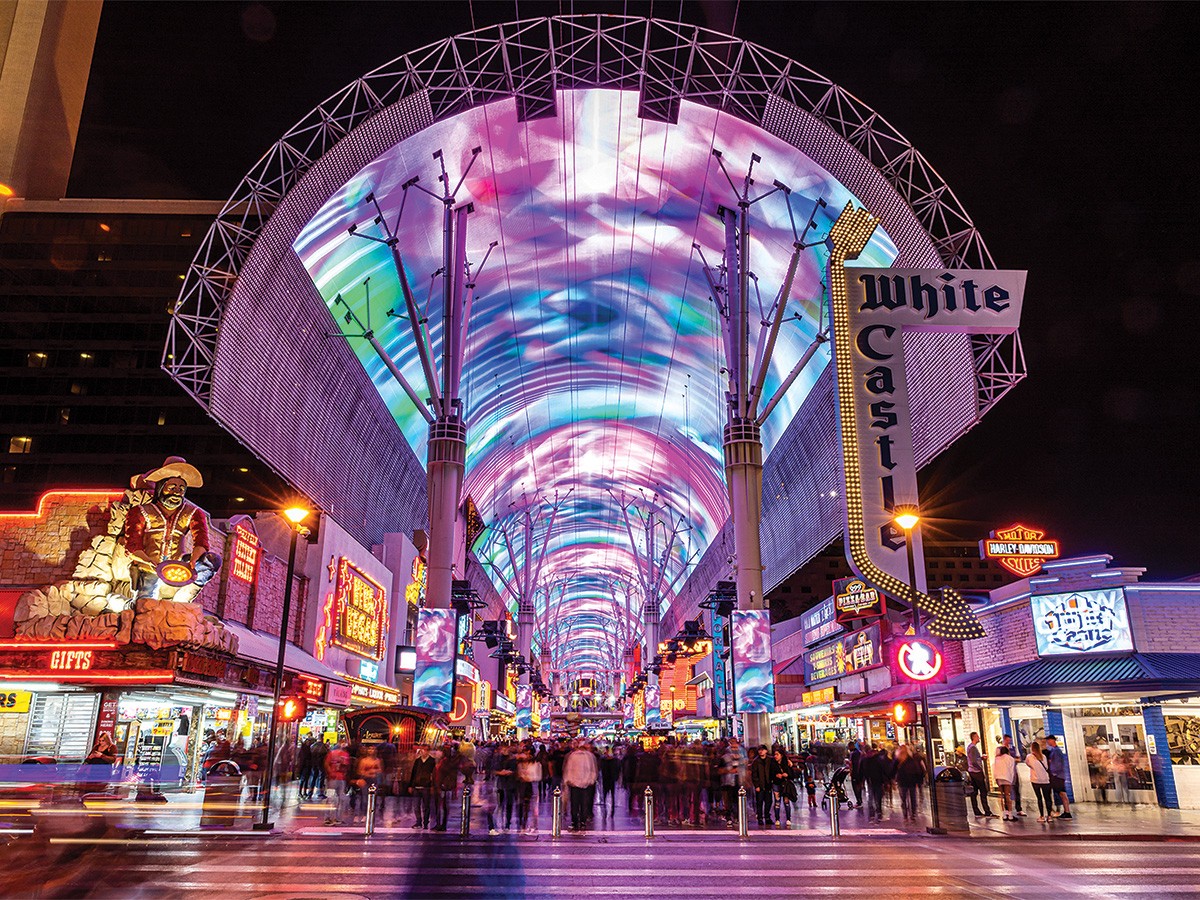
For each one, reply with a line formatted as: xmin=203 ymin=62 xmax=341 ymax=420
xmin=200 ymin=760 xmax=243 ymax=828
xmin=933 ymin=766 xmax=971 ymax=833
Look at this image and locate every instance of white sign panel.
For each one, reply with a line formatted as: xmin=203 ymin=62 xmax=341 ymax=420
xmin=1031 ymin=588 xmax=1134 ymax=656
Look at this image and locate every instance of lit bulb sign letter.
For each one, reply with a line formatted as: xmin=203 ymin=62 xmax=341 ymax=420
xmin=981 ymin=523 xmax=1060 ymax=577
xmin=231 ymin=524 xmax=262 ymax=584
xmin=826 ymin=203 xmax=1027 ymax=640
xmin=331 ymin=557 xmax=388 ymax=660
xmin=895 ymin=639 xmax=943 ymax=683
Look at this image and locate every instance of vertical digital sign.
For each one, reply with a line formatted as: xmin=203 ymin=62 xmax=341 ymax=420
xmin=732 ymin=609 xmax=776 ymax=714
xmin=230 ymin=524 xmax=261 ymax=584
xmin=412 ymin=608 xmax=456 ymax=712
xmin=515 ymin=683 xmax=532 ymax=730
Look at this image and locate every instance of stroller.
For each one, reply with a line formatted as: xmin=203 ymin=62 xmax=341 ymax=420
xmin=821 ymin=765 xmax=854 ymax=812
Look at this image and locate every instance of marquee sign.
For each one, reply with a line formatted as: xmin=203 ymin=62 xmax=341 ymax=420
xmin=230 ymin=523 xmax=262 ymax=584
xmin=331 ymin=557 xmax=388 ymax=660
xmin=895 ymin=638 xmax=945 ymax=683
xmin=1032 ymin=588 xmax=1133 ymax=657
xmin=834 ymin=577 xmax=885 ymax=624
xmin=981 ymin=523 xmax=1060 ymax=577
xmin=827 ymin=204 xmax=1026 ymax=640
xmin=804 ymin=622 xmax=883 ymax=685
xmin=800 ymin=596 xmax=843 ymax=647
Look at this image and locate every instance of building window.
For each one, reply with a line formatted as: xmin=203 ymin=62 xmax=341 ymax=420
xmin=156 ymin=411 xmax=167 ymax=426
xmin=8 ymin=436 xmax=32 ymax=454
xmin=26 ymin=352 xmax=48 ymax=367
xmin=70 ymin=382 xmax=87 ymax=395
xmin=958 ymin=574 xmax=969 ymax=582
xmin=2 ymin=465 xmax=16 ymax=483
xmin=78 ymin=352 xmax=94 ymax=367
xmin=928 ymin=562 xmax=939 ymax=569
xmin=58 ymin=408 xmax=70 ymax=424
xmin=945 ymin=562 xmax=956 ymax=569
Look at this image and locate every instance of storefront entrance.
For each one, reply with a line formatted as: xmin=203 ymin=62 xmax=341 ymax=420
xmin=1066 ymin=707 xmax=1156 ymax=804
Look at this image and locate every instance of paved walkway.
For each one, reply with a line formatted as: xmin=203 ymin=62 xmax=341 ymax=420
xmin=7 ymin=782 xmax=1200 ymax=841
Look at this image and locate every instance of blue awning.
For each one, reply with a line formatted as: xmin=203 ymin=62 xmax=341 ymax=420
xmin=947 ymin=653 xmax=1200 ymax=701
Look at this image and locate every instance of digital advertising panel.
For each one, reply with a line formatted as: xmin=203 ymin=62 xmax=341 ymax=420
xmin=732 ymin=609 xmax=776 ymax=714
xmin=804 ymin=622 xmax=884 ymax=684
xmin=515 ymin=683 xmax=533 ymax=730
xmin=1031 ymin=588 xmax=1134 ymax=657
xmin=412 ymin=608 xmax=457 ymax=712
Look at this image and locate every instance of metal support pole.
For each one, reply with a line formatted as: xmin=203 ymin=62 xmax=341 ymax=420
xmin=829 ymin=792 xmax=841 ymax=838
xmin=364 ymin=783 xmax=377 ymax=837
xmin=552 ymin=787 xmax=562 ymax=837
xmin=644 ymin=786 xmax=654 ymax=838
xmin=737 ymin=785 xmax=749 ymax=837
xmin=255 ymin=524 xmax=300 ymax=831
xmin=459 ymin=785 xmax=471 ymax=836
xmin=904 ymin=524 xmax=944 ymax=835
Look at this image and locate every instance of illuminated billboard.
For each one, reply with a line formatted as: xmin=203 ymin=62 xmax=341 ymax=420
xmin=731 ymin=609 xmax=776 ymax=714
xmin=331 ymin=557 xmax=388 ymax=660
xmin=1032 ymin=588 xmax=1133 ymax=657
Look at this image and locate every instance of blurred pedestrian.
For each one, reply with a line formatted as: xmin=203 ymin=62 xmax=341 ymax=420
xmin=1025 ymin=741 xmax=1053 ymax=822
xmin=994 ymin=745 xmax=1017 ymax=821
xmin=563 ymin=740 xmax=599 ymax=831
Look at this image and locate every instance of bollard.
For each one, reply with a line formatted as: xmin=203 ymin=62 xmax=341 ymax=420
xmin=459 ymin=785 xmax=471 ymax=836
xmin=643 ymin=786 xmax=654 ymax=839
xmin=737 ymin=785 xmax=749 ymax=837
xmin=829 ymin=792 xmax=840 ymax=838
xmin=364 ymin=783 xmax=377 ymax=837
xmin=552 ymin=787 xmax=562 ymax=837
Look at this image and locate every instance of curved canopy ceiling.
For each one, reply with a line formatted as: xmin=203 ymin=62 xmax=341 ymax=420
xmin=293 ymin=89 xmax=898 ymax=672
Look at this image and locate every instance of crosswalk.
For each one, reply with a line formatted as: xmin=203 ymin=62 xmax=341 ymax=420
xmin=5 ymin=832 xmax=1200 ymax=898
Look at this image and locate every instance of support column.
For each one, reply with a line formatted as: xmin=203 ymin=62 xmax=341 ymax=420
xmin=724 ymin=417 xmax=769 ymax=747
xmin=1141 ymin=704 xmax=1179 ymax=809
xmin=1044 ymin=708 xmax=1074 ymax=803
xmin=425 ymin=415 xmax=466 ymax=611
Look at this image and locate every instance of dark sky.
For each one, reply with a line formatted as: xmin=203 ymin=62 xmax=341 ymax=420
xmin=70 ymin=2 xmax=1200 ymax=579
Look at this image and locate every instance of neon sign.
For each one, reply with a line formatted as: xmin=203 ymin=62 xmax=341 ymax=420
xmin=406 ymin=554 xmax=426 ymax=608
xmin=231 ymin=524 xmax=261 ymax=583
xmin=1032 ymin=588 xmax=1133 ymax=657
xmin=331 ymin=557 xmax=387 ymax=660
xmin=895 ymin=639 xmax=944 ymax=682
xmin=834 ymin=577 xmax=885 ymax=624
xmin=50 ymin=649 xmax=93 ymax=671
xmin=981 ymin=524 xmax=1060 ymax=577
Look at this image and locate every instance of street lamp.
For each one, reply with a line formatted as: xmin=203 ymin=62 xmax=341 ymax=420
xmin=893 ymin=504 xmax=944 ymax=835
xmin=256 ymin=505 xmax=310 ymax=830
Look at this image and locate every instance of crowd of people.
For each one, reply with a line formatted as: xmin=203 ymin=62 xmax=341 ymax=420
xmin=193 ymin=728 xmax=1125 ymax=832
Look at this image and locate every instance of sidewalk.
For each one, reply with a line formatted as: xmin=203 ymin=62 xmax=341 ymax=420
xmin=8 ymin=783 xmax=1200 ymax=842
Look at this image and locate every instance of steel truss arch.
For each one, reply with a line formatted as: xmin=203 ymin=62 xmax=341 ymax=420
xmin=165 ymin=13 xmax=1004 ymax=404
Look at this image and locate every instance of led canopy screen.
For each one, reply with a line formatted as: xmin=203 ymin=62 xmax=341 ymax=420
xmin=294 ymin=90 xmax=897 ymax=670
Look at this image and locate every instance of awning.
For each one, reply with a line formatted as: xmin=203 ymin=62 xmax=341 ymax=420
xmin=220 ymin=621 xmax=349 ymax=687
xmin=835 ymin=683 xmax=918 ymax=717
xmin=773 ymin=652 xmax=804 ymax=676
xmin=950 ymin=653 xmax=1200 ymax=702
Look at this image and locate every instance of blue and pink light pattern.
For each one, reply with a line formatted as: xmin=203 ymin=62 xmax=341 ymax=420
xmin=294 ymin=90 xmax=896 ymax=671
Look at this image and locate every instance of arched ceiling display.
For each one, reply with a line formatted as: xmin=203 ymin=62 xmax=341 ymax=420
xmin=166 ymin=17 xmax=1005 ymax=676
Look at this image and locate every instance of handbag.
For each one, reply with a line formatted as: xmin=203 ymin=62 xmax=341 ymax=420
xmin=963 ymin=779 xmax=976 ymax=797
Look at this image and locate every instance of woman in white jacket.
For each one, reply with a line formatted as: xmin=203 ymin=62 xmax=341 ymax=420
xmin=993 ymin=745 xmax=1018 ymax=821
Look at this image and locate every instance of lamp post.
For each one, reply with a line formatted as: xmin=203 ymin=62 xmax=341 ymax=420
xmin=894 ymin=504 xmax=944 ymax=835
xmin=256 ymin=505 xmax=310 ymax=831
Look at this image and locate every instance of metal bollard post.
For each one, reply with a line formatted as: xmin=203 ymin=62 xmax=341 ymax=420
xmin=737 ymin=785 xmax=749 ymax=837
xmin=829 ymin=794 xmax=840 ymax=838
xmin=364 ymin=783 xmax=377 ymax=837
xmin=459 ymin=786 xmax=471 ymax=836
xmin=643 ymin=786 xmax=654 ymax=838
xmin=552 ymin=787 xmax=562 ymax=837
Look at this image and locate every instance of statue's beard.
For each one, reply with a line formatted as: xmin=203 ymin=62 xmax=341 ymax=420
xmin=159 ymin=494 xmax=183 ymax=509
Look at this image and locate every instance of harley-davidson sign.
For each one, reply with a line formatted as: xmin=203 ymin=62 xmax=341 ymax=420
xmin=981 ymin=523 xmax=1060 ymax=577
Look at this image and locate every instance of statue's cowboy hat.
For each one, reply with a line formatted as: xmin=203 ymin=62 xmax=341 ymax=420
xmin=145 ymin=456 xmax=204 ymax=488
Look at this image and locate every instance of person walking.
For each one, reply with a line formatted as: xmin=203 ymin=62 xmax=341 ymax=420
xmin=323 ymin=741 xmax=350 ymax=826
xmin=599 ymin=747 xmax=620 ymax=817
xmin=993 ymin=745 xmax=1018 ymax=821
xmin=1025 ymin=741 xmax=1055 ymax=822
xmin=1044 ymin=736 xmax=1072 ymax=819
xmin=770 ymin=747 xmax=796 ymax=826
xmin=407 ymin=744 xmax=436 ymax=829
xmin=749 ymin=745 xmax=773 ymax=827
xmin=562 ymin=740 xmax=599 ymax=832
xmin=848 ymin=741 xmax=865 ymax=809
xmin=862 ymin=745 xmax=890 ymax=823
xmin=895 ymin=745 xmax=926 ymax=822
xmin=353 ymin=746 xmax=383 ymax=824
xmin=517 ymin=746 xmax=542 ymax=833
xmin=492 ymin=743 xmax=518 ymax=831
xmin=966 ymin=732 xmax=996 ymax=819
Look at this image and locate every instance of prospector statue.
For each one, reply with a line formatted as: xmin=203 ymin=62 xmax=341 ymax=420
xmin=124 ymin=458 xmax=222 ymax=603
xmin=12 ymin=457 xmax=235 ymax=652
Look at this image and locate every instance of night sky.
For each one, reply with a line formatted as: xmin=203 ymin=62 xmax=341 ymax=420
xmin=69 ymin=2 xmax=1200 ymax=579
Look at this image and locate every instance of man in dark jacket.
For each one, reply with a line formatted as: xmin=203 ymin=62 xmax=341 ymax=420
xmin=749 ymin=744 xmax=773 ymax=827
xmin=408 ymin=745 xmax=436 ymax=829
xmin=849 ymin=741 xmax=865 ymax=809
